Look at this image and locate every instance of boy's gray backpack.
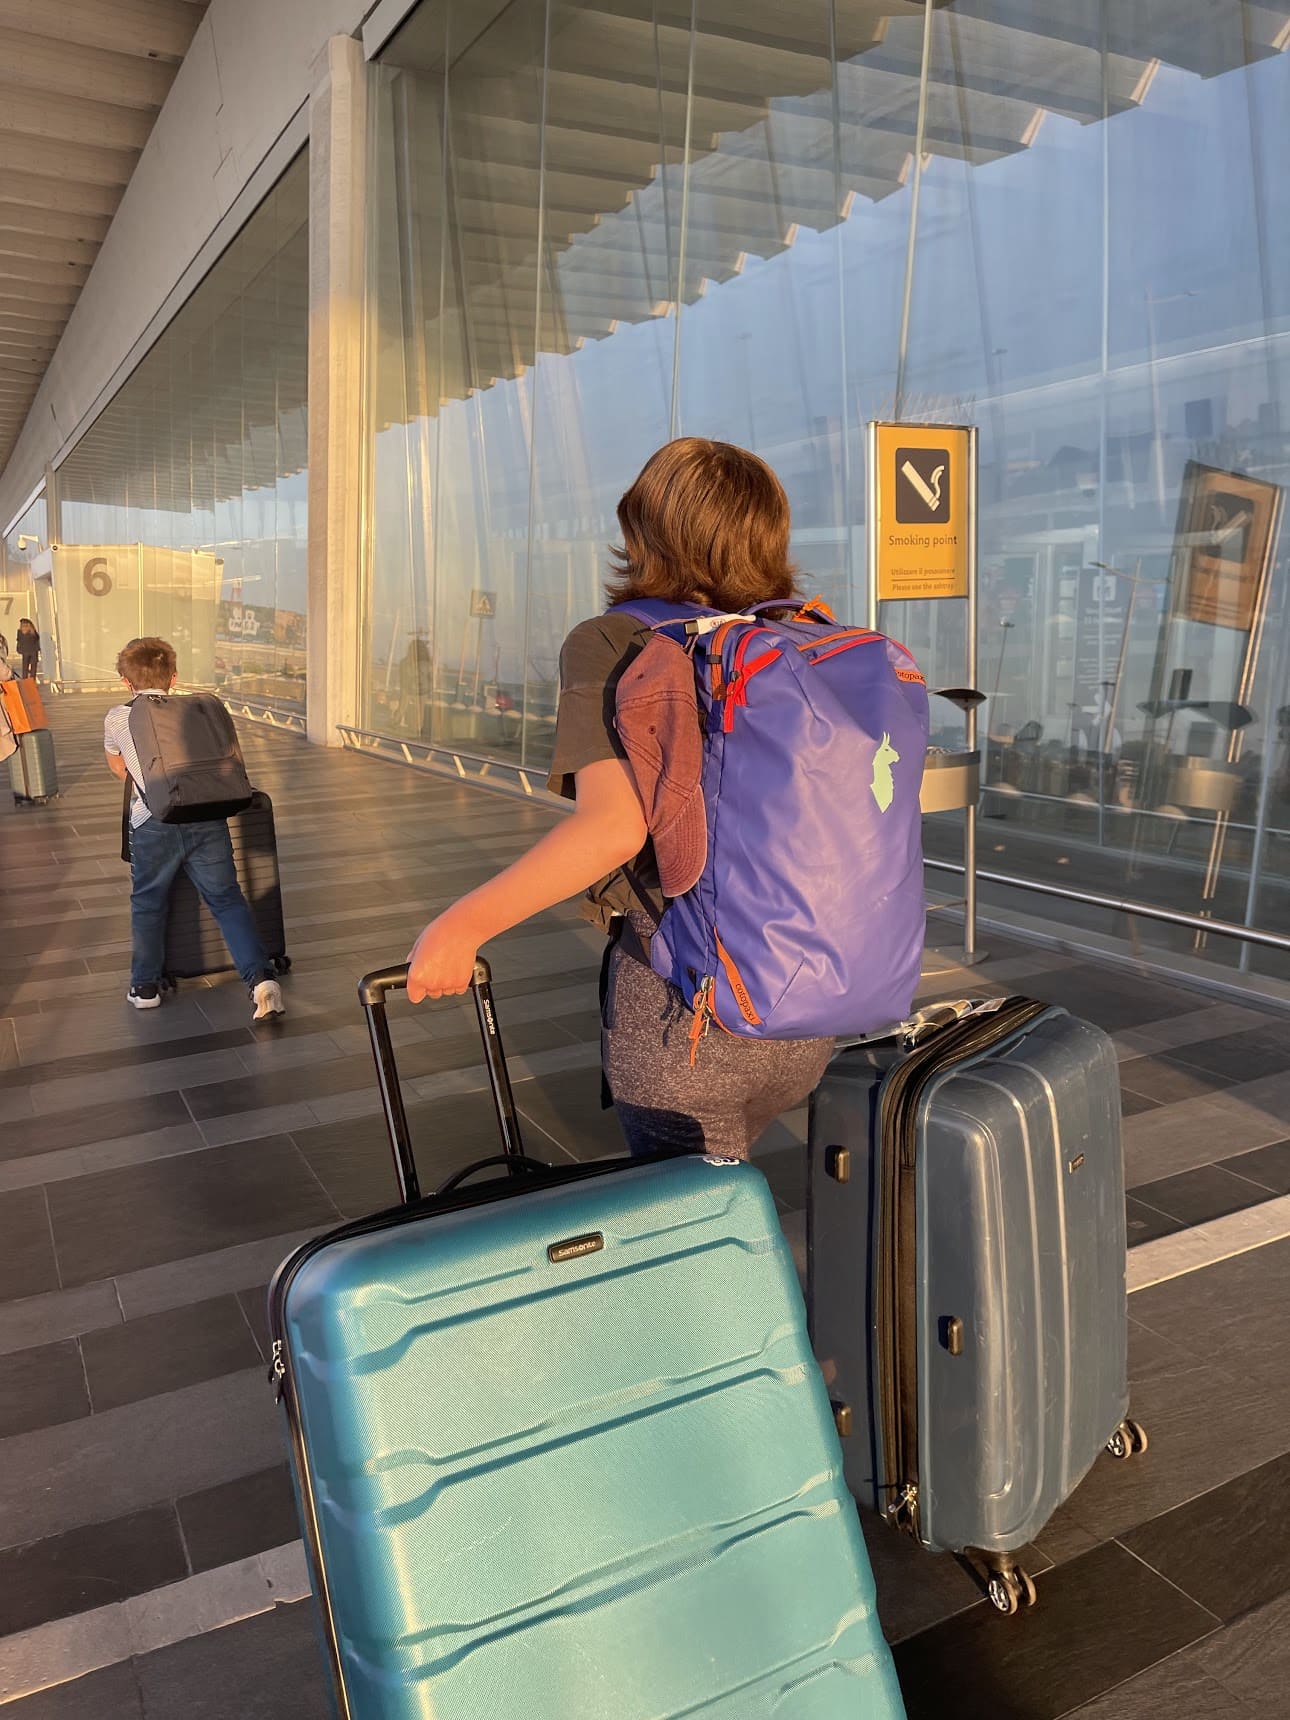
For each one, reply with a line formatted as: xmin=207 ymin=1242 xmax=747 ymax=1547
xmin=127 ymin=692 xmax=253 ymax=823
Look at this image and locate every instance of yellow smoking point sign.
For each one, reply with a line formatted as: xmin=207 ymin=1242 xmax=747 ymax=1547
xmin=871 ymin=423 xmax=972 ymax=602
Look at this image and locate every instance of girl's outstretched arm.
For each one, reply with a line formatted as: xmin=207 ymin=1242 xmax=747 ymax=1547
xmin=406 ymin=757 xmax=647 ymax=1001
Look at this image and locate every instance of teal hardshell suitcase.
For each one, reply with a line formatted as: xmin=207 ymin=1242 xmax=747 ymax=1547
xmin=270 ymin=961 xmax=904 ymax=1720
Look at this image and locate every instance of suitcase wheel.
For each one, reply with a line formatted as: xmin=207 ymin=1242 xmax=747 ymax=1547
xmin=1106 ymin=1417 xmax=1148 ymax=1460
xmin=987 ymin=1567 xmax=1037 ymax=1615
xmin=271 ymin=954 xmax=292 ymax=976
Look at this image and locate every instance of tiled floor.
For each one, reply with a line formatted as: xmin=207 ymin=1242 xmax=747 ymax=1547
xmin=2 ymin=695 xmax=1289 ymax=1716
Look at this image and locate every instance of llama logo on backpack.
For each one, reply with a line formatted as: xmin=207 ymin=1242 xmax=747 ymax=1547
xmin=870 ymin=732 xmax=899 ymax=813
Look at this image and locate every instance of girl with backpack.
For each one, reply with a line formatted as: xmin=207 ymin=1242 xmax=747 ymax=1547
xmin=406 ymin=439 xmax=927 ymax=1158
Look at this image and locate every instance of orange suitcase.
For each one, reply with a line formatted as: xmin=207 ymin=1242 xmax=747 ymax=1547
xmin=1 ymin=677 xmax=46 ymax=735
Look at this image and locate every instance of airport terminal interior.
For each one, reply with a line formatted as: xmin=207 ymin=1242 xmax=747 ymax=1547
xmin=3 ymin=0 xmax=1290 ymax=1714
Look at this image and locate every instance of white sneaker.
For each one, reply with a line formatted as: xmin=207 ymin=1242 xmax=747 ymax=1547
xmin=127 ymin=984 xmax=162 ymax=1010
xmin=251 ymin=979 xmax=286 ymax=1021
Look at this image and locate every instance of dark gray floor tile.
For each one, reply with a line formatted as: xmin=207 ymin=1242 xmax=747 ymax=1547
xmin=0 ymin=1185 xmax=60 ymax=1299
xmin=293 ymin=1089 xmax=523 ymax=1216
xmin=134 ymin=1599 xmax=329 ymax=1720
xmin=516 ymin=1066 xmax=627 ymax=1162
xmin=1129 ymin=1163 xmax=1275 ymax=1229
xmin=15 ymin=996 xmax=221 ymax=1063
xmin=1 ymin=913 xmax=126 ymax=957
xmin=1119 ymin=1056 xmax=1235 ymax=1105
xmin=177 ymin=1463 xmax=300 ymax=1574
xmin=81 ymin=1296 xmax=262 ymax=1413
xmin=2 ymin=1661 xmax=144 ymax=1720
xmin=1120 ymin=1088 xmax=1160 ymax=1118
xmin=857 ymin=1507 xmax=985 ymax=1645
xmin=0 ymin=1506 xmax=187 ymax=1635
xmin=493 ymin=963 xmax=600 ymax=1002
xmin=1069 ymin=1648 xmax=1249 ymax=1718
xmin=750 ymin=1144 xmax=806 ymax=1210
xmin=1027 ymin=968 xmax=1208 ymax=1035
xmin=0 ymin=1081 xmax=36 ymax=1122
xmin=1130 ymin=1237 xmax=1290 ymax=1391
xmin=1120 ymin=1450 xmax=1290 ymax=1623
xmin=1125 ymin=1195 xmax=1184 ymax=1245
xmin=891 ymin=1540 xmax=1218 ymax=1720
xmin=0 ymin=1337 xmax=89 ymax=1437
xmin=1127 ymin=1317 xmax=1207 ymax=1388
xmin=1029 ymin=1496 xmax=1104 ymax=1567
xmin=237 ymin=1284 xmax=272 ymax=1360
xmin=1163 ymin=1026 xmax=1290 ymax=1086
xmin=112 ymin=1228 xmax=322 ymax=1323
xmin=0 ymin=1090 xmax=195 ymax=1161
xmin=396 ymin=1012 xmax=591 ymax=1078
xmin=47 ymin=1138 xmax=338 ymax=1288
xmin=1036 ymin=1355 xmax=1290 ymax=1552
xmin=1196 ymin=1591 xmax=1290 ymax=1710
xmin=183 ymin=1016 xmax=585 ymax=1125
xmin=10 ymin=1027 xmax=253 ymax=1089
xmin=1217 ymin=1138 xmax=1290 ymax=1195
xmin=181 ymin=1054 xmax=372 ymax=1121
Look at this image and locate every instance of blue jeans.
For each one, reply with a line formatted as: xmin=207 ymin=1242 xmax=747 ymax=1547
xmin=129 ymin=817 xmax=270 ymax=989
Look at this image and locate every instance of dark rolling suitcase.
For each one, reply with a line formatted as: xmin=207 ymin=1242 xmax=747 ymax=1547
xmin=9 ymin=726 xmax=59 ymax=804
xmin=808 ymin=998 xmax=1144 ymax=1616
xmin=268 ymin=961 xmax=905 ymax=1720
xmin=163 ymin=789 xmax=289 ymax=980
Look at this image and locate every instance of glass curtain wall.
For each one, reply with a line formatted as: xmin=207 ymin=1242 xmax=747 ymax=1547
xmin=53 ymin=154 xmax=309 ymax=710
xmin=1 ymin=494 xmax=48 ymax=670
xmin=365 ymin=0 xmax=1290 ymax=980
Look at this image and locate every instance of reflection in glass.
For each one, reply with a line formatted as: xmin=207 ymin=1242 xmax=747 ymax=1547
xmin=365 ymin=0 xmax=1290 ymax=980
xmin=1 ymin=496 xmax=49 ymax=671
xmin=54 ymin=155 xmax=308 ymax=711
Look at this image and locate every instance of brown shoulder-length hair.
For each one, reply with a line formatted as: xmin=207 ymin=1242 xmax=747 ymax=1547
xmin=606 ymin=438 xmax=799 ymax=609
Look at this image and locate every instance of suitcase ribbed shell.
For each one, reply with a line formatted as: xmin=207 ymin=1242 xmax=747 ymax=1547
xmin=809 ymin=1007 xmax=1129 ymax=1555
xmin=277 ymin=1155 xmax=905 ymax=1719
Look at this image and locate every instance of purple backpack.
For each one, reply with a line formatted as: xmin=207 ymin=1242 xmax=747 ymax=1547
xmin=615 ymin=598 xmax=929 ymax=1048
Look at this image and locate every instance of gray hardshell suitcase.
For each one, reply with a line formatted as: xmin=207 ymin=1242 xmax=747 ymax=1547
xmin=9 ymin=726 xmax=58 ymax=804
xmin=808 ymin=998 xmax=1143 ymax=1615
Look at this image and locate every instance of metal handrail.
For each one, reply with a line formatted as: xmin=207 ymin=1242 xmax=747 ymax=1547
xmin=924 ymin=858 xmax=1290 ymax=952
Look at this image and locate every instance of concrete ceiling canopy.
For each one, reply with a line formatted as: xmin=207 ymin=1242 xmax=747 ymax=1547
xmin=0 ymin=0 xmax=211 ymax=473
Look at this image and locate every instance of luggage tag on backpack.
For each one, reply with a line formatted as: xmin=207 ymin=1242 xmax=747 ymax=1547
xmin=681 ymin=613 xmax=756 ymax=636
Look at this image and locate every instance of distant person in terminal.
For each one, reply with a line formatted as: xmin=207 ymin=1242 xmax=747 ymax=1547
xmin=104 ymin=636 xmax=285 ymax=1021
xmin=17 ymin=618 xmax=39 ymax=679
xmin=406 ymin=438 xmax=838 ymax=1158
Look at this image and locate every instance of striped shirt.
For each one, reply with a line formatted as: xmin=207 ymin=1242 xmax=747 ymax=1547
xmin=104 ymin=697 xmax=165 ymax=828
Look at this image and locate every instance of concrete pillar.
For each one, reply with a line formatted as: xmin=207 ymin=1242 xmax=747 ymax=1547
xmin=306 ymin=35 xmax=367 ymax=746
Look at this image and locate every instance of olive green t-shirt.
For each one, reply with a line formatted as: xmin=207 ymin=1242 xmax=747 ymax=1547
xmin=545 ymin=612 xmax=666 ymax=929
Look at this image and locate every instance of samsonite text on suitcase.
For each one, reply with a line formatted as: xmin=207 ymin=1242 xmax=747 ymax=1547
xmin=162 ymin=790 xmax=289 ymax=979
xmin=9 ymin=726 xmax=58 ymax=803
xmin=808 ymin=999 xmax=1143 ymax=1615
xmin=269 ymin=961 xmax=905 ymax=1720
xmin=0 ymin=676 xmax=46 ymax=735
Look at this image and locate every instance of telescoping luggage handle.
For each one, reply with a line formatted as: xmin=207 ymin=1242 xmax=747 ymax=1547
xmin=357 ymin=959 xmax=528 ymax=1204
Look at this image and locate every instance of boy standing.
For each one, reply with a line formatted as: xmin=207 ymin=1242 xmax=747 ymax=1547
xmin=105 ymin=637 xmax=286 ymax=1020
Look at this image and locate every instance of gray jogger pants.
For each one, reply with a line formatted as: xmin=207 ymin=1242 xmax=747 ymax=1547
xmin=602 ymin=938 xmax=834 ymax=1160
